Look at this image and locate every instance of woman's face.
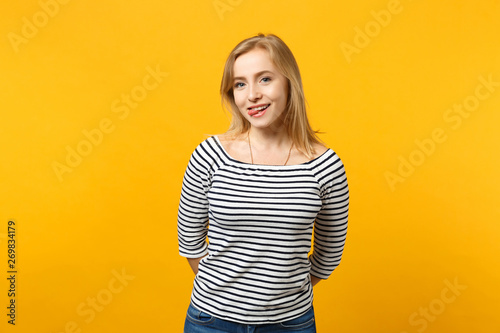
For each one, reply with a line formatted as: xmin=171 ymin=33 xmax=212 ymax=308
xmin=232 ymin=48 xmax=289 ymax=132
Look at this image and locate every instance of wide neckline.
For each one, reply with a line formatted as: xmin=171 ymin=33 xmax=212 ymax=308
xmin=212 ymin=135 xmax=331 ymax=168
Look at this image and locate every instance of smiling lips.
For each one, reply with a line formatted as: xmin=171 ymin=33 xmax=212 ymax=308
xmin=248 ymin=104 xmax=270 ymax=117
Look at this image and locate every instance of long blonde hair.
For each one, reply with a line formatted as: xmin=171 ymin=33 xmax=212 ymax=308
xmin=220 ymin=33 xmax=322 ymax=158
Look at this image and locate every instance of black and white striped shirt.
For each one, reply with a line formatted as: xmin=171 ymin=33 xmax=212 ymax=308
xmin=177 ymin=136 xmax=349 ymax=324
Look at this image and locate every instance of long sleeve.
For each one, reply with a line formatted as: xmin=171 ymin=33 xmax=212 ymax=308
xmin=309 ymin=153 xmax=349 ymax=279
xmin=177 ymin=144 xmax=212 ymax=258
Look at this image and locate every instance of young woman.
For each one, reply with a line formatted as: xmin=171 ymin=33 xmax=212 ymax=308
xmin=177 ymin=33 xmax=349 ymax=332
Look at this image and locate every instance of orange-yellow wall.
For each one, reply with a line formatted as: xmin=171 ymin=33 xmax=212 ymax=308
xmin=1 ymin=0 xmax=499 ymax=332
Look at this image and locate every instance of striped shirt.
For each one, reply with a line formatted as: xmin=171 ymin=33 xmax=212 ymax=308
xmin=177 ymin=136 xmax=349 ymax=324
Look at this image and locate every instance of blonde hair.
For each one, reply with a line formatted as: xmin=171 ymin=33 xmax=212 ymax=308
xmin=220 ymin=33 xmax=323 ymax=158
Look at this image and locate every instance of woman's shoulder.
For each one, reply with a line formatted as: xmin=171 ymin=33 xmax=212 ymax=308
xmin=309 ymin=143 xmax=347 ymax=188
xmin=193 ymin=134 xmax=246 ymax=162
xmin=214 ymin=133 xmax=249 ymax=160
xmin=309 ymin=141 xmax=345 ymax=169
xmin=187 ymin=136 xmax=228 ymax=171
xmin=311 ymin=142 xmax=329 ymax=159
xmin=189 ymin=136 xmax=224 ymax=159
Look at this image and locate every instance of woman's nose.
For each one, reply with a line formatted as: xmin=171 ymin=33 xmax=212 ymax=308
xmin=248 ymin=84 xmax=262 ymax=101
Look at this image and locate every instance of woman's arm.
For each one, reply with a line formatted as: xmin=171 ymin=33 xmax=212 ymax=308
xmin=177 ymin=141 xmax=212 ymax=270
xmin=187 ymin=256 xmax=206 ymax=275
xmin=309 ymin=153 xmax=349 ymax=280
xmin=310 ymin=274 xmax=322 ymax=287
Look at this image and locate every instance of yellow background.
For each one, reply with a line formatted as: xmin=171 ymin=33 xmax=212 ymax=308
xmin=1 ymin=0 xmax=499 ymax=332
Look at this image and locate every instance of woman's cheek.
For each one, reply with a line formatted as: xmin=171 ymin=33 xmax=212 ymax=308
xmin=234 ymin=92 xmax=246 ymax=113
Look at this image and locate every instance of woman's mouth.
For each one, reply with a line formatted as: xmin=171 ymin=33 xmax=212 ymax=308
xmin=248 ymin=104 xmax=270 ymax=117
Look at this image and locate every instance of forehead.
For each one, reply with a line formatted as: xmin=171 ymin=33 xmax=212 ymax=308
xmin=233 ymin=48 xmax=277 ymax=77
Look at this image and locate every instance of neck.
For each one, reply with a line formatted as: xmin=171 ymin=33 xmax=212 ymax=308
xmin=246 ymin=126 xmax=294 ymax=166
xmin=247 ymin=126 xmax=290 ymax=149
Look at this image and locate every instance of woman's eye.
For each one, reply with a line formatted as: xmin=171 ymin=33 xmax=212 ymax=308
xmin=261 ymin=77 xmax=271 ymax=83
xmin=234 ymin=82 xmax=245 ymax=88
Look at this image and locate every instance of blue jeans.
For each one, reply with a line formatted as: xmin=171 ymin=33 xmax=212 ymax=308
xmin=183 ymin=303 xmax=316 ymax=333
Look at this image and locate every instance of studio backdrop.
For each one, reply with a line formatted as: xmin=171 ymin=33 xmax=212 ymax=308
xmin=1 ymin=0 xmax=499 ymax=332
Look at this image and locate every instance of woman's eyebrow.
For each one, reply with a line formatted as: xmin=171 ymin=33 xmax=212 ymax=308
xmin=233 ymin=70 xmax=274 ymax=81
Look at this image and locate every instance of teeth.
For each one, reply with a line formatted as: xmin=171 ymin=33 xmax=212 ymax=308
xmin=250 ymin=105 xmax=269 ymax=111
